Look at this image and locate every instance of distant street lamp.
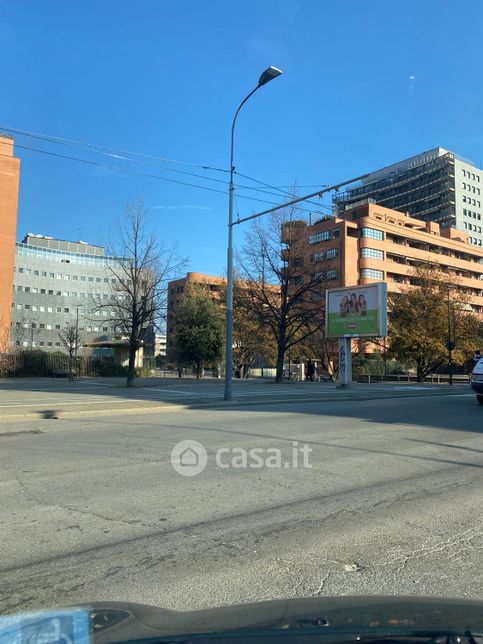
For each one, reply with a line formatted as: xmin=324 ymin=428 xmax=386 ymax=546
xmin=447 ymin=286 xmax=455 ymax=386
xmin=74 ymin=304 xmax=82 ymax=377
xmin=224 ymin=66 xmax=283 ymax=401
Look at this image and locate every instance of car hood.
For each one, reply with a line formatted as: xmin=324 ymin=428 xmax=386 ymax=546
xmin=78 ymin=595 xmax=483 ymax=642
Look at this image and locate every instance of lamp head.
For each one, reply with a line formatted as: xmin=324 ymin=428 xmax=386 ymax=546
xmin=258 ymin=66 xmax=283 ymax=87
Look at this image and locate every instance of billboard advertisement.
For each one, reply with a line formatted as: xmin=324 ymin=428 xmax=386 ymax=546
xmin=326 ymin=282 xmax=388 ymax=338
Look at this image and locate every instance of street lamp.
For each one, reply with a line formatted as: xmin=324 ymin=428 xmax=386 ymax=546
xmin=74 ymin=304 xmax=82 ymax=378
xmin=447 ymin=286 xmax=455 ymax=386
xmin=224 ymin=66 xmax=283 ymax=401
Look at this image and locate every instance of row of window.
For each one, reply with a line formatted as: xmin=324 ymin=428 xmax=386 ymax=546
xmin=308 ymin=229 xmax=340 ymax=244
xmin=462 ymin=182 xmax=481 ymax=195
xmin=312 ymin=248 xmax=338 ymax=262
xmin=15 ymin=267 xmax=119 ymax=284
xmin=468 ymin=237 xmax=483 ymax=247
xmin=14 ymin=285 xmax=122 ymax=300
xmin=361 ymin=247 xmax=384 ymax=260
xmin=361 ymin=268 xmax=384 ymax=280
xmin=462 ymin=195 xmax=480 ymax=206
xmin=15 ymin=321 xmax=112 ymax=332
xmin=312 ymin=268 xmax=338 ymax=281
xmin=463 ymin=209 xmax=481 ymax=220
xmin=464 ymin=222 xmax=482 ymax=233
xmin=13 ymin=303 xmax=115 ymax=315
xmin=361 ymin=227 xmax=384 ymax=240
xmin=462 ymin=169 xmax=480 ymax=182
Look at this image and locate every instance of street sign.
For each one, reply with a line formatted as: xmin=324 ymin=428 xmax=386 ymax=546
xmin=446 ymin=340 xmax=455 ymax=352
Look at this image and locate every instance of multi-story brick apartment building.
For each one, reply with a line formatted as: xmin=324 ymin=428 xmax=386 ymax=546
xmin=297 ymin=202 xmax=483 ymax=313
xmin=166 ymin=272 xmax=225 ymax=352
xmin=0 ymin=135 xmax=20 ymax=349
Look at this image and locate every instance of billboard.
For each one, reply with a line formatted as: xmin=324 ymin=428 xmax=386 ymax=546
xmin=326 ymin=282 xmax=388 ymax=338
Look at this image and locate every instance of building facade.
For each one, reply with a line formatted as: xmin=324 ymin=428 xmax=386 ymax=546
xmin=334 ymin=147 xmax=483 ymax=249
xmin=299 ymin=203 xmax=483 ymax=313
xmin=166 ymin=272 xmax=225 ymax=352
xmin=11 ymin=234 xmax=126 ymax=352
xmin=0 ymin=135 xmax=20 ymax=349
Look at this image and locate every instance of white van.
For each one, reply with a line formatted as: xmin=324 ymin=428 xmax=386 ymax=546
xmin=470 ymin=355 xmax=483 ymax=405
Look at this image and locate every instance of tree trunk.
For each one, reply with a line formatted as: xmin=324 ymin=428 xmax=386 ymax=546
xmin=275 ymin=340 xmax=286 ymax=384
xmin=126 ymin=343 xmax=137 ymax=387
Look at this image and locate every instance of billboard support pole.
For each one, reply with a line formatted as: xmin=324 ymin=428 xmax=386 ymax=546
xmin=337 ymin=337 xmax=352 ymax=388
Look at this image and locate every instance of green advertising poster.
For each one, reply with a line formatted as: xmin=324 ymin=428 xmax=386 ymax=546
xmin=326 ymin=283 xmax=387 ymax=337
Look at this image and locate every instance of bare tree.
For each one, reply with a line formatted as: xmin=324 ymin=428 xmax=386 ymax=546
xmin=102 ymin=198 xmax=185 ymax=387
xmin=59 ymin=322 xmax=81 ymax=379
xmin=237 ymin=207 xmax=329 ymax=383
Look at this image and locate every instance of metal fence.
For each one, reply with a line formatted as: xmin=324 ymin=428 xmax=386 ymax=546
xmin=0 ymin=352 xmax=126 ymax=378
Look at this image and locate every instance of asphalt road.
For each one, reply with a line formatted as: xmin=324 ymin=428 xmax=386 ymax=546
xmin=0 ymin=376 xmax=471 ymax=419
xmin=0 ymin=391 xmax=482 ymax=616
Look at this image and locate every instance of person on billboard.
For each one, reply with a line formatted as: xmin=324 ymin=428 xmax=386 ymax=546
xmin=340 ymin=295 xmax=350 ymax=317
xmin=349 ymin=293 xmax=359 ymax=315
xmin=358 ymin=294 xmax=368 ymax=316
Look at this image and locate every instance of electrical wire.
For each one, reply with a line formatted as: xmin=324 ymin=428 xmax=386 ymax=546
xmin=6 ymin=142 xmax=320 ymax=216
xmin=0 ymin=125 xmax=229 ymax=173
xmin=2 ymin=125 xmax=333 ymax=210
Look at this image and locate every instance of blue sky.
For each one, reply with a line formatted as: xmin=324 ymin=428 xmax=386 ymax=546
xmin=2 ymin=0 xmax=483 ymax=275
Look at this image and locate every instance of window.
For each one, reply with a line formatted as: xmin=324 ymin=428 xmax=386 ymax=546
xmin=46 ymin=324 xmax=52 ymax=330
xmin=17 ymin=285 xmax=22 ymax=291
xmin=41 ymin=288 xmax=46 ymax=294
xmin=72 ymin=275 xmax=78 ymax=281
xmin=42 ymin=271 xmax=47 ymax=277
xmin=102 ymin=326 xmax=108 ymax=332
xmin=25 ymin=286 xmax=30 ymax=292
xmin=56 ymin=307 xmax=62 ymax=313
xmin=32 ymin=287 xmax=38 ymax=293
xmin=39 ymin=342 xmax=44 ymax=347
xmin=64 ymin=275 xmax=70 ymax=280
xmin=361 ymin=247 xmax=384 ymax=260
xmin=55 ymin=324 xmax=61 ymax=330
xmin=34 ymin=270 xmax=39 ymax=276
xmin=16 ymin=304 xmax=22 ymax=310
xmin=56 ymin=291 xmax=61 ymax=296
xmin=361 ymin=268 xmax=384 ymax=279
xmin=47 ymin=307 xmax=53 ymax=313
xmin=96 ymin=277 xmax=101 ymax=283
xmin=361 ymin=227 xmax=384 ymax=240
xmin=32 ymin=305 xmax=37 ymax=312
xmin=88 ymin=277 xmax=94 ymax=282
xmin=64 ymin=307 xmax=69 ymax=313
xmin=327 ymin=268 xmax=338 ymax=279
xmin=81 ymin=276 xmax=86 ymax=281
xmin=39 ymin=324 xmax=45 ymax=329
xmin=55 ymin=342 xmax=61 ymax=347
xmin=312 ymin=251 xmax=324 ymax=262
xmin=40 ymin=306 xmax=45 ymax=312
xmin=24 ymin=304 xmax=30 ymax=310
xmin=332 ymin=229 xmax=340 ymax=239
xmin=326 ymin=248 xmax=338 ymax=260
xmin=47 ymin=342 xmax=53 ymax=347
xmin=309 ymin=230 xmax=331 ymax=244
xmin=104 ymin=278 xmax=109 ymax=283
xmin=50 ymin=272 xmax=55 ymax=278
xmin=18 ymin=267 xmax=23 ymax=273
xmin=56 ymin=274 xmax=62 ymax=279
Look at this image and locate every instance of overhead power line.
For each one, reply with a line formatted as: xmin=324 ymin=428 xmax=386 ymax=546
xmin=6 ymin=142 xmax=324 ymax=216
xmin=2 ymin=125 xmax=333 ymax=213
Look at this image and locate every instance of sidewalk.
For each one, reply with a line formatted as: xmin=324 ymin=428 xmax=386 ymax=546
xmin=0 ymin=377 xmax=472 ymax=423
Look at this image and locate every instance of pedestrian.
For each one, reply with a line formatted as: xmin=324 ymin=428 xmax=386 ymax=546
xmin=307 ymin=359 xmax=316 ymax=382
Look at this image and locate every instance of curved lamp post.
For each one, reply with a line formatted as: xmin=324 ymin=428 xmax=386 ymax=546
xmin=224 ymin=66 xmax=283 ymax=401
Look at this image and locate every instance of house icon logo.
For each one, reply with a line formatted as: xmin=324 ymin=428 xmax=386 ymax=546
xmin=171 ymin=440 xmax=208 ymax=476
